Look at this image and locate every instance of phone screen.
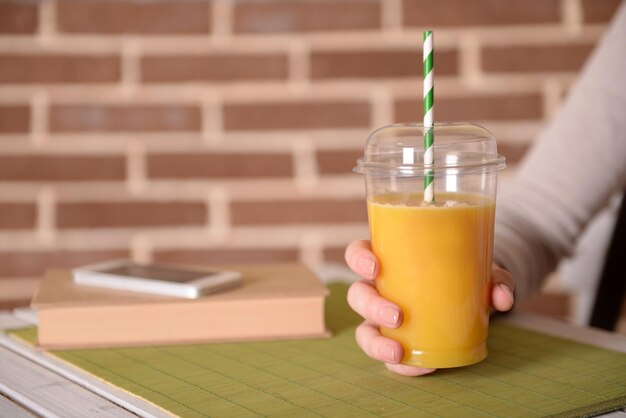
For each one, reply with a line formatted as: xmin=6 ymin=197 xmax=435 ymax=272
xmin=103 ymin=264 xmax=214 ymax=283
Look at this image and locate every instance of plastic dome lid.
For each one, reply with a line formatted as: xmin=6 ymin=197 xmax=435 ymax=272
xmin=354 ymin=122 xmax=506 ymax=177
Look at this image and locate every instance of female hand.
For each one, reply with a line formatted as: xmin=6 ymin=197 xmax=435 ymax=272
xmin=344 ymin=239 xmax=515 ymax=376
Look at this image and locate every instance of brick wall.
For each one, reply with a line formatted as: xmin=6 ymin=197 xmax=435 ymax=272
xmin=0 ymin=0 xmax=621 ymax=307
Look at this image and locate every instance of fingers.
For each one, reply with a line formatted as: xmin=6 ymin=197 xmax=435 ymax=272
xmin=344 ymin=240 xmax=379 ymax=281
xmin=347 ymin=263 xmax=431 ymax=377
xmin=385 ymin=363 xmax=436 ymax=377
xmin=347 ymin=280 xmax=402 ymax=328
xmin=491 ymin=264 xmax=515 ymax=312
xmin=355 ymin=321 xmax=403 ymax=364
xmin=356 ymin=322 xmax=437 ymax=377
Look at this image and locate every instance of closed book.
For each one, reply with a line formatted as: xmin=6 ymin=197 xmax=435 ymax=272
xmin=32 ymin=263 xmax=329 ymax=349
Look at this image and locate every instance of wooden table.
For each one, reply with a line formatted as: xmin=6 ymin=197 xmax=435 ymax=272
xmin=1 ymin=308 xmax=625 ymax=418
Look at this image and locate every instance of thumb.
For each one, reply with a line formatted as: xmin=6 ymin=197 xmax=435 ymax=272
xmin=491 ymin=264 xmax=515 ymax=312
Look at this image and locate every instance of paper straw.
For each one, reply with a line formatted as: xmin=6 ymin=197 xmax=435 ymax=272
xmin=423 ymin=30 xmax=434 ymax=202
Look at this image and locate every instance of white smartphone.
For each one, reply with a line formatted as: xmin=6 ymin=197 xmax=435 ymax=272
xmin=72 ymin=260 xmax=243 ymax=299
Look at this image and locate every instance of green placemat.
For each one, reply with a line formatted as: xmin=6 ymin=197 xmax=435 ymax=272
xmin=12 ymin=284 xmax=626 ymax=418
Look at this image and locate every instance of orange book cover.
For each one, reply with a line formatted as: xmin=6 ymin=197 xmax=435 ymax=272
xmin=32 ymin=263 xmax=330 ymax=349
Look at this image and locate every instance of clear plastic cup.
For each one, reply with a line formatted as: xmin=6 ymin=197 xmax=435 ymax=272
xmin=354 ymin=123 xmax=506 ymax=368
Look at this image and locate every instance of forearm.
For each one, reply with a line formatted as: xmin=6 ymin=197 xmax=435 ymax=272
xmin=493 ymin=2 xmax=626 ymax=300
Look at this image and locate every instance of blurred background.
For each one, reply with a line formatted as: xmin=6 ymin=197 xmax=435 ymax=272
xmin=0 ymin=0 xmax=623 ymax=326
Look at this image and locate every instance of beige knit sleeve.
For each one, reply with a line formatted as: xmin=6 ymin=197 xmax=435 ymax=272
xmin=493 ymin=2 xmax=626 ymax=301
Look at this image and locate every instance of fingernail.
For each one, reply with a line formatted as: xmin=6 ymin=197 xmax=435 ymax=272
xmin=380 ymin=343 xmax=399 ymax=363
xmin=380 ymin=305 xmax=400 ymax=327
xmin=498 ymin=283 xmax=514 ymax=299
xmin=357 ymin=256 xmax=376 ymax=279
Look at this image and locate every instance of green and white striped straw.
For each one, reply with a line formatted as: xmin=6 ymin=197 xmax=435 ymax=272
xmin=423 ymin=30 xmax=434 ymax=202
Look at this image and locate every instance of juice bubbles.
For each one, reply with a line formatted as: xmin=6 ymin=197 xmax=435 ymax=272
xmin=368 ymin=192 xmax=495 ymax=368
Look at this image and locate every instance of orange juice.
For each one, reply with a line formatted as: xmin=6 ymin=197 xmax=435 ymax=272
xmin=368 ymin=192 xmax=495 ymax=368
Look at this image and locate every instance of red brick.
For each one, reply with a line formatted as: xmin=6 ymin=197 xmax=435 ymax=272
xmin=403 ymin=0 xmax=560 ymax=27
xmin=582 ymin=0 xmax=622 ymax=23
xmin=0 ymin=299 xmax=32 ymax=309
xmin=0 ymin=105 xmax=30 ymax=133
xmin=482 ymin=45 xmax=594 ymax=73
xmin=148 ymin=153 xmax=293 ymax=179
xmin=50 ymin=104 xmax=201 ymax=132
xmin=0 ymin=55 xmax=120 ymax=84
xmin=0 ymin=203 xmax=36 ymax=229
xmin=224 ymin=101 xmax=371 ymax=131
xmin=0 ymin=1 xmax=39 ymax=34
xmin=234 ymin=0 xmax=380 ymax=33
xmin=498 ymin=142 xmax=529 ymax=165
xmin=154 ymin=248 xmax=300 ymax=265
xmin=142 ymin=54 xmax=288 ymax=83
xmin=56 ymin=0 xmax=210 ymax=34
xmin=58 ymin=201 xmax=207 ymax=228
xmin=323 ymin=247 xmax=348 ymax=264
xmin=317 ymin=141 xmax=529 ymax=173
xmin=316 ymin=149 xmax=362 ymax=175
xmin=0 ymin=249 xmax=130 ymax=277
xmin=394 ymin=94 xmax=543 ymax=123
xmin=311 ymin=49 xmax=458 ymax=79
xmin=231 ymin=199 xmax=367 ymax=225
xmin=0 ymin=155 xmax=125 ymax=181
